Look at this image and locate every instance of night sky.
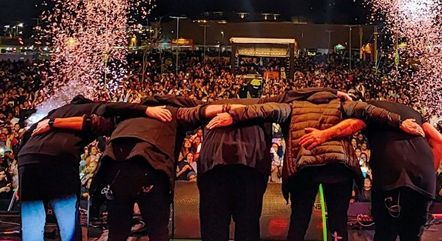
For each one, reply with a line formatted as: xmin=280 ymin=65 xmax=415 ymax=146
xmin=0 ymin=0 xmax=40 ymax=26
xmin=0 ymin=0 xmax=370 ymax=30
xmin=151 ymin=0 xmax=369 ymax=23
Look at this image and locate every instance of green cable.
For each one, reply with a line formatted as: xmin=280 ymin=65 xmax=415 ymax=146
xmin=319 ymin=183 xmax=328 ymax=241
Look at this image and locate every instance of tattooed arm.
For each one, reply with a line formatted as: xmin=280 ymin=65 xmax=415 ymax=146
xmin=299 ymin=119 xmax=367 ymax=150
xmin=31 ymin=115 xmax=115 ymax=137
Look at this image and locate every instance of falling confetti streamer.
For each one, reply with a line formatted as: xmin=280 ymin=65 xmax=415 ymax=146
xmin=367 ymin=0 xmax=442 ymax=116
xmin=29 ymin=0 xmax=155 ymax=124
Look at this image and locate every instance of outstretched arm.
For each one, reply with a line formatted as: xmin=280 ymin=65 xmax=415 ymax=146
xmin=299 ymin=119 xmax=367 ymax=150
xmin=423 ymin=122 xmax=442 ymax=171
xmin=202 ymin=104 xmax=246 ymax=118
xmin=206 ymin=103 xmax=291 ymax=129
xmin=299 ymin=115 xmax=427 ymax=151
xmin=99 ymin=102 xmax=172 ymax=122
xmin=342 ymin=101 xmax=424 ymax=136
xmin=32 ymin=117 xmax=84 ymax=135
xmin=31 ymin=115 xmax=114 ymax=137
xmin=176 ymin=104 xmax=246 ymax=128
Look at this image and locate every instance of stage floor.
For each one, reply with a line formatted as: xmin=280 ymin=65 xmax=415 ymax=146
xmin=1 ymin=183 xmax=441 ymax=240
xmin=1 ymin=223 xmax=442 ymax=241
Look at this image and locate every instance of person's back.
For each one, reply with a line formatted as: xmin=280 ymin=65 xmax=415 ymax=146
xmin=98 ymin=105 xmax=202 ymax=241
xmin=17 ymin=101 xmax=107 ymax=241
xmin=199 ymin=122 xmax=271 ymax=174
xmin=19 ymin=99 xmax=148 ymax=165
xmin=282 ymin=94 xmax=358 ymax=241
xmin=102 ymin=106 xmax=183 ymax=186
xmin=366 ymin=100 xmax=435 ymax=241
xmin=197 ymin=98 xmax=273 ymax=241
xmin=198 ymin=98 xmax=273 ymax=176
xmin=18 ymin=102 xmax=104 ymax=163
xmin=365 ymin=100 xmax=435 ymax=198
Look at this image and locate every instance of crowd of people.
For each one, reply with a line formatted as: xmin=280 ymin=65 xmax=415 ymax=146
xmin=0 ymin=60 xmax=45 ymax=204
xmin=0 ymin=50 xmax=441 ymax=207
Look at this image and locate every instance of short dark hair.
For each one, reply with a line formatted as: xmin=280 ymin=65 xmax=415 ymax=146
xmin=70 ymin=95 xmax=93 ymax=104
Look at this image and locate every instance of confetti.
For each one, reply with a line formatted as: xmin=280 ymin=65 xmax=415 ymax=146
xmin=367 ymin=0 xmax=442 ymax=116
xmin=29 ymin=0 xmax=155 ymax=124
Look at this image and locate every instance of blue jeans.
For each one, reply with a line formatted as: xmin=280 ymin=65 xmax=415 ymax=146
xmin=21 ymin=194 xmax=80 ymax=241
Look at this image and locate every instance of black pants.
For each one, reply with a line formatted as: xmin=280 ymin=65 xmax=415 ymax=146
xmin=89 ymin=190 xmax=106 ymax=220
xmin=198 ymin=165 xmax=268 ymax=241
xmin=287 ymin=173 xmax=353 ymax=241
xmin=372 ymin=187 xmax=430 ymax=241
xmin=105 ymin=157 xmax=171 ymax=241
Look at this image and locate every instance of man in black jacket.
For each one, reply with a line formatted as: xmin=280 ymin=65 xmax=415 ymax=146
xmin=18 ymin=95 xmax=170 ymax=241
xmin=296 ymin=100 xmax=441 ymax=241
xmin=362 ymin=101 xmax=439 ymax=241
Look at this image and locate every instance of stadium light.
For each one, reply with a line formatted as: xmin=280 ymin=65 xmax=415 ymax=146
xmin=170 ymin=16 xmax=187 ymax=73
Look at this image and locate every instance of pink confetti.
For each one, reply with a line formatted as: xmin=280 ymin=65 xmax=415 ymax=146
xmin=366 ymin=0 xmax=442 ymax=116
xmin=29 ymin=0 xmax=155 ymax=124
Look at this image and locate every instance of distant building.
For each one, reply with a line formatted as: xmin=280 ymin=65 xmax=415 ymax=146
xmin=0 ymin=37 xmax=37 ymax=61
xmin=159 ymin=20 xmax=374 ymax=53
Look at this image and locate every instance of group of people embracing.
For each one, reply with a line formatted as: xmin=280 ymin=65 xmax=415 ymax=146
xmin=18 ymin=87 xmax=441 ymax=241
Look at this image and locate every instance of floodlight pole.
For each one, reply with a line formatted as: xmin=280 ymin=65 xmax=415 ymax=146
xmin=349 ymin=26 xmax=352 ymax=70
xmin=170 ymin=16 xmax=187 ymax=74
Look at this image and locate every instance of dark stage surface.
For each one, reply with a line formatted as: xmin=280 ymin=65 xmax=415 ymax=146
xmin=1 ymin=182 xmax=441 ymax=241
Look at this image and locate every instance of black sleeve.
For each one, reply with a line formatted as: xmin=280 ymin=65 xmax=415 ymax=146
xmin=342 ymin=101 xmax=402 ymax=128
xmin=229 ymin=103 xmax=292 ymax=124
xmin=176 ymin=106 xmax=204 ymax=130
xmin=96 ymin=102 xmax=147 ymax=118
xmin=142 ymin=95 xmax=202 ymax=108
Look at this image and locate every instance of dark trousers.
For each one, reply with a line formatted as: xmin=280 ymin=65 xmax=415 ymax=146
xmin=372 ymin=187 xmax=430 ymax=241
xmin=89 ymin=191 xmax=106 ymax=220
xmin=105 ymin=158 xmax=171 ymax=241
xmin=89 ymin=159 xmax=109 ymax=220
xmin=287 ymin=174 xmax=353 ymax=241
xmin=198 ymin=165 xmax=268 ymax=241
